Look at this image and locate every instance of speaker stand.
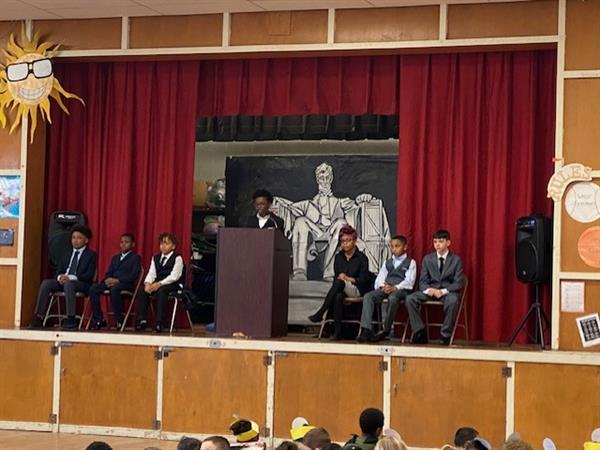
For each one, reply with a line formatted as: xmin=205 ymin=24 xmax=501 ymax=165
xmin=508 ymin=283 xmax=551 ymax=349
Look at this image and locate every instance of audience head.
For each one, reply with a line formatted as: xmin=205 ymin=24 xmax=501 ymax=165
xmin=178 ymin=436 xmax=202 ymax=450
xmin=432 ymin=229 xmax=451 ymax=253
xmin=252 ymin=189 xmax=274 ymax=217
xmin=290 ymin=417 xmax=315 ymax=442
xmin=390 ymin=235 xmax=408 ymax=257
xmin=454 ymin=427 xmax=479 ymax=447
xmin=230 ymin=418 xmax=260 ymax=443
xmin=303 ymin=427 xmax=331 ymax=450
xmin=374 ymin=436 xmax=407 ymax=450
xmin=359 ymin=408 xmax=385 ymax=437
xmin=322 ymin=444 xmax=342 ymax=450
xmin=158 ymin=232 xmax=178 ymax=253
xmin=201 ymin=436 xmax=231 ymax=450
xmin=86 ymin=442 xmax=113 ymax=450
xmin=503 ymin=439 xmax=533 ymax=450
xmin=339 ymin=224 xmax=358 ymax=252
xmin=120 ymin=233 xmax=136 ymax=253
xmin=71 ymin=225 xmax=92 ymax=248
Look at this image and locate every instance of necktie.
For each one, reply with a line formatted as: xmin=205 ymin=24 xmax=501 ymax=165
xmin=439 ymin=256 xmax=445 ymax=274
xmin=160 ymin=255 xmax=167 ymax=266
xmin=68 ymin=251 xmax=80 ymax=275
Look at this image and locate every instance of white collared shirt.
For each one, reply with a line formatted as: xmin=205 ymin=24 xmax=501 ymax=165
xmin=257 ymin=213 xmax=269 ymax=229
xmin=59 ymin=246 xmax=87 ymax=281
xmin=145 ymin=251 xmax=184 ymax=285
xmin=374 ymin=254 xmax=417 ymax=290
xmin=120 ymin=251 xmax=131 ymax=261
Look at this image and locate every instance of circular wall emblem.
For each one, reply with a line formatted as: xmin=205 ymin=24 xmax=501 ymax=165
xmin=565 ymin=181 xmax=600 ymax=223
xmin=578 ymin=226 xmax=600 ymax=268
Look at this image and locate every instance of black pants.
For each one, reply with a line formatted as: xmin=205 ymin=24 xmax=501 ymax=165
xmin=34 ymin=279 xmax=91 ymax=318
xmin=316 ymin=279 xmax=348 ymax=332
xmin=89 ymin=281 xmax=135 ymax=323
xmin=135 ymin=283 xmax=179 ymax=325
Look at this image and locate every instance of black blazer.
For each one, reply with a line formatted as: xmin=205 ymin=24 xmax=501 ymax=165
xmin=246 ymin=214 xmax=284 ymax=230
xmin=55 ymin=247 xmax=97 ymax=284
xmin=104 ymin=252 xmax=142 ymax=285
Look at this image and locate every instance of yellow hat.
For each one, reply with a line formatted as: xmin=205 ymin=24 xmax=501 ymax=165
xmin=584 ymin=443 xmax=600 ymax=450
xmin=230 ymin=418 xmax=260 ymax=443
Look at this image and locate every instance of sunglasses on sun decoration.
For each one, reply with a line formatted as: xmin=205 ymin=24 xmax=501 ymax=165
xmin=6 ymin=58 xmax=53 ymax=82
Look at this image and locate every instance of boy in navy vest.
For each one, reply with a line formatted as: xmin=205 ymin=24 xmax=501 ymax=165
xmin=135 ymin=233 xmax=184 ymax=333
xmin=88 ymin=233 xmax=142 ymax=330
xmin=357 ymin=235 xmax=416 ymax=343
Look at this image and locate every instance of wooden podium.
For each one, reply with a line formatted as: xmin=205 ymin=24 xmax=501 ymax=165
xmin=216 ymin=228 xmax=290 ymax=338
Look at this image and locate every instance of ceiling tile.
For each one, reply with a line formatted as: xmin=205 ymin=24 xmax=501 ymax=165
xmin=252 ymin=0 xmax=372 ymax=10
xmin=135 ymin=0 xmax=263 ymax=15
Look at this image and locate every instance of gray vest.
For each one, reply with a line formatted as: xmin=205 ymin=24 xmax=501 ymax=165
xmin=384 ymin=256 xmax=412 ymax=286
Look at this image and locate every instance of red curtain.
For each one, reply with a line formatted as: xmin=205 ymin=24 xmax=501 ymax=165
xmin=397 ymin=51 xmax=556 ymax=343
xmin=197 ymin=55 xmax=398 ymax=117
xmin=45 ymin=61 xmax=199 ymax=277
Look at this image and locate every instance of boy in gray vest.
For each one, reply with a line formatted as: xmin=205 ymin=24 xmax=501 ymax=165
xmin=357 ymin=235 xmax=416 ymax=342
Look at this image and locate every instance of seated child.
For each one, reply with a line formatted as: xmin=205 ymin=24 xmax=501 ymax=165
xmin=88 ymin=233 xmax=142 ymax=330
xmin=135 ymin=233 xmax=184 ymax=333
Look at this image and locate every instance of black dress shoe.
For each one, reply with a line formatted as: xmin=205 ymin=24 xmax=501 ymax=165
xmin=154 ymin=322 xmax=163 ymax=333
xmin=62 ymin=317 xmax=79 ymax=330
xmin=90 ymin=319 xmax=107 ymax=330
xmin=115 ymin=321 xmax=124 ymax=331
xmin=308 ymin=313 xmax=323 ymax=323
xmin=27 ymin=316 xmax=44 ymax=329
xmin=371 ymin=330 xmax=389 ymax=342
xmin=356 ymin=328 xmax=374 ymax=342
xmin=135 ymin=320 xmax=147 ymax=331
xmin=411 ymin=329 xmax=428 ymax=344
xmin=439 ymin=336 xmax=451 ymax=346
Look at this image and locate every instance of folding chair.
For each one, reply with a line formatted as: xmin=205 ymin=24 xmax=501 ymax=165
xmin=317 ymin=295 xmax=363 ymax=340
xmin=167 ymin=264 xmax=194 ymax=334
xmin=422 ymin=276 xmax=469 ymax=345
xmin=84 ymin=267 xmax=145 ymax=331
xmin=43 ymin=270 xmax=98 ymax=330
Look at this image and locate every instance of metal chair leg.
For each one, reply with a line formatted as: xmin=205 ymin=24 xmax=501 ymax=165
xmin=43 ymin=295 xmax=55 ymax=327
xmin=169 ymin=299 xmax=178 ymax=333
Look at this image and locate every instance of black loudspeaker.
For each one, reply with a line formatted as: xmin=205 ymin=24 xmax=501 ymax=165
xmin=515 ymin=215 xmax=552 ymax=283
xmin=48 ymin=211 xmax=85 ymax=269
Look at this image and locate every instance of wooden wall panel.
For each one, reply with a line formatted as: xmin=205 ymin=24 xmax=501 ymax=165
xmin=273 ymin=353 xmax=382 ymax=441
xmin=0 ymin=266 xmax=16 ymax=327
xmin=162 ymin=349 xmax=267 ymax=434
xmin=560 ymin=180 xmax=600 ymax=272
xmin=0 ymin=21 xmax=23 ymax=51
xmin=0 ymin=339 xmax=54 ymax=422
xmin=447 ymin=1 xmax=558 ymax=39
xmin=230 ymin=11 xmax=327 ymax=46
xmin=391 ymin=358 xmax=506 ymax=449
xmin=34 ymin=18 xmax=121 ymax=50
xmin=515 ymin=362 xmax=600 ymax=448
xmin=130 ymin=15 xmax=222 ymax=49
xmin=20 ymin=125 xmax=46 ymax=326
xmin=0 ymin=123 xmax=21 ymax=169
xmin=0 ymin=219 xmax=18 ymax=259
xmin=564 ymin=79 xmax=600 ymax=167
xmin=566 ymin=0 xmax=600 ymax=70
xmin=335 ymin=7 xmax=439 ymax=43
xmin=60 ymin=344 xmax=157 ymax=429
xmin=559 ymin=280 xmax=600 ymax=351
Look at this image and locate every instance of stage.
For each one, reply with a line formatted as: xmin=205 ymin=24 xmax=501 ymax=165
xmin=0 ymin=328 xmax=598 ymax=450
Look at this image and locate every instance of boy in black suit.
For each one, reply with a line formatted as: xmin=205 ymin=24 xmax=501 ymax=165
xmin=135 ymin=233 xmax=184 ymax=333
xmin=29 ymin=225 xmax=97 ymax=330
xmin=246 ymin=189 xmax=284 ymax=230
xmin=88 ymin=233 xmax=142 ymax=330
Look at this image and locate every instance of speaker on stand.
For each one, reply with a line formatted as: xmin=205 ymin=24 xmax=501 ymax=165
xmin=509 ymin=215 xmax=552 ymax=348
xmin=48 ymin=211 xmax=86 ymax=270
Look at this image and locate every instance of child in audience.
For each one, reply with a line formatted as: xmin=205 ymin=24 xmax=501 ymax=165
xmin=357 ymin=235 xmax=416 ymax=342
xmin=405 ymin=229 xmax=464 ymax=345
xmin=88 ymin=233 xmax=142 ymax=330
xmin=343 ymin=408 xmax=384 ymax=450
xmin=135 ymin=233 xmax=184 ymax=333
xmin=29 ymin=225 xmax=97 ymax=330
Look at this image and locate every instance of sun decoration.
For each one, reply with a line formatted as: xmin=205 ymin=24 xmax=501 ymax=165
xmin=0 ymin=27 xmax=83 ymax=142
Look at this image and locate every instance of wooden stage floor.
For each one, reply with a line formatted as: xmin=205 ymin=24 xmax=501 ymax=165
xmin=0 ymin=430 xmax=178 ymax=450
